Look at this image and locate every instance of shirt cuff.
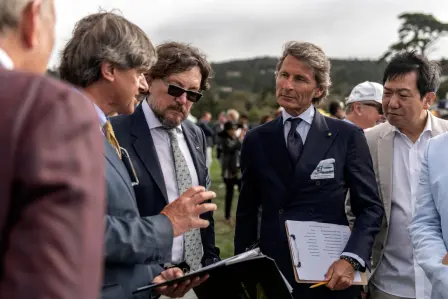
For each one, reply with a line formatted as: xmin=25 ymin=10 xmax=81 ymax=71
xmin=341 ymin=252 xmax=365 ymax=268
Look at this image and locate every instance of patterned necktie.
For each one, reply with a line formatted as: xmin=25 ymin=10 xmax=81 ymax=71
xmin=166 ymin=128 xmax=203 ymax=271
xmin=286 ymin=118 xmax=303 ymax=164
xmin=103 ymin=120 xmax=122 ymax=159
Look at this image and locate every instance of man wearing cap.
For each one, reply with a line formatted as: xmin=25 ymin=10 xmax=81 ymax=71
xmin=343 ymin=81 xmax=384 ymax=129
xmin=346 ymin=52 xmax=448 ymax=299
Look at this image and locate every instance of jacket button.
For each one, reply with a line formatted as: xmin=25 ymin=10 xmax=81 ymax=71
xmin=316 ymin=181 xmax=320 ymax=186
xmin=278 ymin=209 xmax=284 ymax=215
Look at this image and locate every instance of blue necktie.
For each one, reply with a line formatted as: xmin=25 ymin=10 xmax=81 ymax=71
xmin=286 ymin=118 xmax=303 ymax=164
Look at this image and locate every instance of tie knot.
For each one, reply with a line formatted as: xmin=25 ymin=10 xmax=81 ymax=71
xmin=287 ymin=117 xmax=302 ymax=131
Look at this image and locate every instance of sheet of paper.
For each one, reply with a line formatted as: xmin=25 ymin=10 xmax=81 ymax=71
xmin=286 ymin=220 xmax=362 ymax=282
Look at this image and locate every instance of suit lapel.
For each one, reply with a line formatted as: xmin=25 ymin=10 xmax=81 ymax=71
xmin=377 ymin=128 xmax=394 ymax=224
xmin=131 ymin=105 xmax=168 ymax=203
xmin=103 ymin=138 xmax=135 ymax=198
xmin=261 ymin=117 xmax=293 ymax=189
xmin=293 ymin=110 xmax=337 ymax=185
xmin=182 ymin=122 xmax=206 ymax=187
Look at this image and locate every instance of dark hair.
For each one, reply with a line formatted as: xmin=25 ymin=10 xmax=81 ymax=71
xmin=59 ymin=11 xmax=156 ymax=87
xmin=148 ymin=41 xmax=213 ymax=91
xmin=328 ymin=101 xmax=341 ymax=116
xmin=383 ymin=51 xmax=442 ymax=98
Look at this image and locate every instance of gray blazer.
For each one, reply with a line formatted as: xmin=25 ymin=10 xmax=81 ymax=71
xmin=102 ymin=139 xmax=174 ymax=299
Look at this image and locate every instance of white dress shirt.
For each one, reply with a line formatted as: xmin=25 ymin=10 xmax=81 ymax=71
xmin=142 ymin=100 xmax=199 ymax=264
xmin=372 ymin=118 xmax=432 ymax=299
xmin=0 ymin=48 xmax=14 ymax=69
xmin=282 ymin=105 xmax=365 ymax=267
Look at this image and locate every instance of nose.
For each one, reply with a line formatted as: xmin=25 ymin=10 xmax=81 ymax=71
xmin=279 ymin=77 xmax=294 ymax=90
xmin=138 ymin=74 xmax=148 ymax=94
xmin=388 ymin=93 xmax=400 ymax=109
xmin=176 ymin=92 xmax=188 ymax=104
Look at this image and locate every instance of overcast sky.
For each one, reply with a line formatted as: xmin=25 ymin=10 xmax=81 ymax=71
xmin=50 ymin=0 xmax=448 ymax=67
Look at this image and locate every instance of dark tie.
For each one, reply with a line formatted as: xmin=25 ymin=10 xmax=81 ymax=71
xmin=286 ymin=118 xmax=303 ymax=164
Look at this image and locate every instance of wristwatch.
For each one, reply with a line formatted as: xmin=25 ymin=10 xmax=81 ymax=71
xmin=340 ymin=255 xmax=365 ymax=272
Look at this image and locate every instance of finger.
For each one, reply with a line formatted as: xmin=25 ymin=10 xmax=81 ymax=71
xmin=334 ymin=277 xmax=352 ymax=291
xmin=190 ymin=275 xmax=206 ymax=289
xmin=324 ymin=264 xmax=334 ymax=282
xmin=182 ymin=186 xmax=206 ymax=198
xmin=172 ymin=279 xmax=191 ymax=298
xmin=326 ymin=272 xmax=339 ymax=290
xmin=195 ymin=203 xmax=217 ymax=215
xmin=171 ymin=267 xmax=184 ymax=279
xmin=191 ymin=218 xmax=210 ymax=229
xmin=192 ymin=191 xmax=216 ymax=205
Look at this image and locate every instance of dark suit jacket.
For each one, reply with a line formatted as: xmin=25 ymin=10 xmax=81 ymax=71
xmin=0 ymin=69 xmax=105 ymax=299
xmin=234 ymin=109 xmax=384 ymax=299
xmin=197 ymin=120 xmax=215 ymax=147
xmin=111 ymin=104 xmax=220 ymax=266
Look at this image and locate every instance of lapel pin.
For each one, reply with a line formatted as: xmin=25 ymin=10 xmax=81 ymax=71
xmin=328 ymin=132 xmax=332 ymax=137
xmin=195 ymin=146 xmax=200 ymax=150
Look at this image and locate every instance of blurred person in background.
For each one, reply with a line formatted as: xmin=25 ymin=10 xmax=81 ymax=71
xmin=0 ymin=0 xmax=106 ymax=298
xmin=260 ymin=114 xmax=274 ymax=125
xmin=197 ymin=111 xmax=215 ymax=169
xmin=344 ymin=81 xmax=384 ymax=129
xmin=328 ymin=101 xmax=346 ymax=119
xmin=60 ymin=13 xmax=215 ymax=299
xmin=219 ymin=121 xmax=245 ymax=224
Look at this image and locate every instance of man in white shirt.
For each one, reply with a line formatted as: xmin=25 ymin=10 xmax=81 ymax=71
xmin=343 ymin=81 xmax=384 ymax=129
xmin=347 ymin=52 xmax=448 ymax=299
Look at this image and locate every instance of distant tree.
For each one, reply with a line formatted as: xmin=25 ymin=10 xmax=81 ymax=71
xmin=438 ymin=80 xmax=448 ymax=100
xmin=381 ymin=13 xmax=448 ymax=61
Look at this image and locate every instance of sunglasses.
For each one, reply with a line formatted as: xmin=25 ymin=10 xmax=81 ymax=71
xmin=362 ymin=103 xmax=383 ymax=115
xmin=164 ymin=81 xmax=203 ymax=103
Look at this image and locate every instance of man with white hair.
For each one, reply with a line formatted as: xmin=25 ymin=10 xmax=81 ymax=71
xmin=0 ymin=1 xmax=106 ymax=299
xmin=343 ymin=81 xmax=384 ymax=129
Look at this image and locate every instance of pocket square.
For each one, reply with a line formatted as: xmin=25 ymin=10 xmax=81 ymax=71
xmin=310 ymin=158 xmax=335 ymax=180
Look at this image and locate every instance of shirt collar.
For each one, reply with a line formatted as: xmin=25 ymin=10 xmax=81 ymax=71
xmin=282 ymin=104 xmax=315 ymax=125
xmin=142 ymin=99 xmax=182 ymax=132
xmin=93 ymin=103 xmax=107 ymax=128
xmin=0 ymin=48 xmax=14 ymax=70
xmin=393 ymin=111 xmax=432 ymax=135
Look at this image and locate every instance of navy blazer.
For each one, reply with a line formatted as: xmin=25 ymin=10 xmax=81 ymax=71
xmin=111 ymin=104 xmax=220 ymax=266
xmin=234 ymin=109 xmax=384 ymax=299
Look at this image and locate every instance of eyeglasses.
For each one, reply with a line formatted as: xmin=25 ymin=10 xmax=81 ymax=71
xmin=362 ymin=103 xmax=383 ymax=115
xmin=163 ymin=80 xmax=203 ymax=103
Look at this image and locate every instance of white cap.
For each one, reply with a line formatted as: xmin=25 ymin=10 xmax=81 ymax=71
xmin=346 ymin=81 xmax=383 ymax=105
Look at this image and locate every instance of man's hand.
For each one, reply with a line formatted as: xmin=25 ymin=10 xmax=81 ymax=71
xmin=160 ymin=186 xmax=217 ymax=237
xmin=153 ymin=267 xmax=208 ymax=298
xmin=325 ymin=259 xmax=355 ymax=291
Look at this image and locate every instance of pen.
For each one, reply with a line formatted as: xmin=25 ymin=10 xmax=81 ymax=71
xmin=289 ymin=234 xmax=301 ymax=267
xmin=309 ymin=282 xmax=327 ymax=289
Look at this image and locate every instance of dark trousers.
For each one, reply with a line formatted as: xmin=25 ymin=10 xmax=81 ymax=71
xmin=224 ymin=177 xmax=241 ymax=219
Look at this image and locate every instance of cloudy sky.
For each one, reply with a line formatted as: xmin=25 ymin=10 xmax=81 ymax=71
xmin=50 ymin=0 xmax=448 ymax=67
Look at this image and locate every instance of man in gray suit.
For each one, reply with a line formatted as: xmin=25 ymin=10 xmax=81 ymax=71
xmin=59 ymin=12 xmax=216 ymax=299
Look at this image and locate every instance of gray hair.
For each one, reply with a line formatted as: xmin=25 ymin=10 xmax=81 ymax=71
xmin=59 ymin=11 xmax=156 ymax=88
xmin=276 ymin=41 xmax=332 ymax=104
xmin=0 ymin=0 xmax=51 ymax=34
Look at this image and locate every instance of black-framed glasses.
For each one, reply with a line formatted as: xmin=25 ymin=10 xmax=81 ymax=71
xmin=362 ymin=103 xmax=383 ymax=115
xmin=164 ymin=81 xmax=203 ymax=103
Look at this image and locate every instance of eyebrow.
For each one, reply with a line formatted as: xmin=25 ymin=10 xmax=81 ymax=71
xmin=384 ymin=87 xmax=411 ymax=93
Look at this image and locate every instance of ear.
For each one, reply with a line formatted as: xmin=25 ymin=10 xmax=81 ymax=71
xmin=138 ymin=73 xmax=149 ymax=93
xmin=314 ymin=86 xmax=324 ymax=99
xmin=423 ymin=92 xmax=436 ymax=110
xmin=146 ymin=76 xmax=155 ymax=93
xmin=21 ymin=0 xmax=42 ymax=49
xmin=101 ymin=62 xmax=115 ymax=82
xmin=354 ymin=102 xmax=362 ymax=115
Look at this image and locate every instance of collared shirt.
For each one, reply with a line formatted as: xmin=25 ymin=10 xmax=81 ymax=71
xmin=142 ymin=100 xmax=199 ymax=264
xmin=343 ymin=118 xmax=358 ymax=127
xmin=282 ymin=104 xmax=365 ymax=267
xmin=372 ymin=116 xmax=433 ymax=298
xmin=93 ymin=102 xmax=107 ymax=130
xmin=0 ymin=48 xmax=14 ymax=69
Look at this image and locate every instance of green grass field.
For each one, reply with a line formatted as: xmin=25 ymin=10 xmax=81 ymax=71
xmin=208 ymin=155 xmax=237 ymax=259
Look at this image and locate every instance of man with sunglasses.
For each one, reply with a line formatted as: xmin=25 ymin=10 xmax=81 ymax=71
xmin=111 ymin=42 xmax=221 ymax=298
xmin=343 ymin=81 xmax=384 ymax=129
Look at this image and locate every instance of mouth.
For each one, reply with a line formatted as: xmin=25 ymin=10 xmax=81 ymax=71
xmin=280 ymin=95 xmax=295 ymax=100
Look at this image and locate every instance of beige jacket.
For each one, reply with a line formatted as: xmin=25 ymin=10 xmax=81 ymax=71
xmin=346 ymin=112 xmax=448 ymax=279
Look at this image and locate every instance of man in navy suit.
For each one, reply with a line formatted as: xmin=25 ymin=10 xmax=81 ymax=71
xmin=234 ymin=41 xmax=384 ymax=299
xmin=112 ymin=42 xmax=220 ymax=276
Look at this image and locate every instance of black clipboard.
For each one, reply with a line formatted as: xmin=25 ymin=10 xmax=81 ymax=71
xmin=133 ymin=252 xmax=293 ymax=299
